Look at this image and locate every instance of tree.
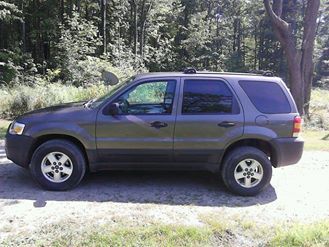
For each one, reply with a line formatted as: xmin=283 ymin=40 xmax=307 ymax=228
xmin=100 ymin=0 xmax=107 ymax=54
xmin=263 ymin=0 xmax=320 ymax=115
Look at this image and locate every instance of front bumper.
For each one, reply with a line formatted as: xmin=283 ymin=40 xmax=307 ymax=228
xmin=270 ymin=137 xmax=304 ymax=167
xmin=5 ymin=133 xmax=34 ymax=168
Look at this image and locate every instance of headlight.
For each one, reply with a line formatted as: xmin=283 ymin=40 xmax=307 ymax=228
xmin=9 ymin=121 xmax=25 ymax=135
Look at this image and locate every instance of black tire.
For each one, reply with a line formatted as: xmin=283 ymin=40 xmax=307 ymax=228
xmin=221 ymin=146 xmax=272 ymax=196
xmin=30 ymin=139 xmax=86 ymax=191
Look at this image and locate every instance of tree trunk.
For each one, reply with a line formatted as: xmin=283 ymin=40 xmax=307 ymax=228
xmin=21 ymin=1 xmax=26 ymax=53
xmin=59 ymin=0 xmax=64 ymax=23
xmin=263 ymin=0 xmax=320 ymax=115
xmin=301 ymin=0 xmax=320 ymax=116
xmin=129 ymin=0 xmax=138 ymax=61
xmin=101 ymin=0 xmax=107 ymax=54
xmin=139 ymin=0 xmax=152 ymax=62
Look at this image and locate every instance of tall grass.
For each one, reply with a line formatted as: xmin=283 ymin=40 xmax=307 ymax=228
xmin=306 ymin=88 xmax=329 ymax=130
xmin=0 ymin=83 xmax=109 ymax=118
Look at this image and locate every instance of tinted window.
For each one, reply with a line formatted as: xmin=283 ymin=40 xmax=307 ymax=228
xmin=239 ymin=80 xmax=291 ymax=114
xmin=182 ymin=80 xmax=237 ymax=114
xmin=113 ymin=80 xmax=176 ymax=115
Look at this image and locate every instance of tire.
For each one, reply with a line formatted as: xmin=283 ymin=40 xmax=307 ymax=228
xmin=30 ymin=139 xmax=86 ymax=191
xmin=221 ymin=146 xmax=272 ymax=196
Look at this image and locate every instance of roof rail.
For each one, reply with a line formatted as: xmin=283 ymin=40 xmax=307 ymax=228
xmin=249 ymin=70 xmax=274 ymax=77
xmin=182 ymin=68 xmax=274 ymax=77
xmin=183 ymin=67 xmax=197 ymax=74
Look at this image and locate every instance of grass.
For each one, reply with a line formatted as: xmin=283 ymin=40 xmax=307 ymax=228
xmin=2 ymin=219 xmax=328 ymax=247
xmin=302 ymin=130 xmax=329 ymax=151
xmin=306 ymin=88 xmax=329 ymax=130
xmin=270 ymin=220 xmax=329 ymax=247
xmin=0 ymin=119 xmax=10 ymax=139
xmin=76 ymin=225 xmax=212 ymax=247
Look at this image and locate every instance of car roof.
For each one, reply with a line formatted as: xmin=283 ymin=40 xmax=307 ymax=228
xmin=134 ymin=71 xmax=281 ymax=82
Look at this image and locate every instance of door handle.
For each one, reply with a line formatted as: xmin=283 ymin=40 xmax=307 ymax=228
xmin=218 ymin=121 xmax=236 ymax=128
xmin=150 ymin=121 xmax=168 ymax=128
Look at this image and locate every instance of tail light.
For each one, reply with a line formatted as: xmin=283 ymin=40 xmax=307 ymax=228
xmin=293 ymin=116 xmax=302 ymax=137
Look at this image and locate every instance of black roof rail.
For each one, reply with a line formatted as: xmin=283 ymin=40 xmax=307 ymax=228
xmin=183 ymin=67 xmax=197 ymax=74
xmin=249 ymin=70 xmax=274 ymax=77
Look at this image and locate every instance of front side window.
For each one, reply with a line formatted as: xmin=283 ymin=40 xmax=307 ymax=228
xmin=113 ymin=80 xmax=176 ymax=115
xmin=182 ymin=79 xmax=238 ymax=114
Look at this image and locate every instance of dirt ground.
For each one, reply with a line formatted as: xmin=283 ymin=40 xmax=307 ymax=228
xmin=0 ymin=140 xmax=328 ymax=242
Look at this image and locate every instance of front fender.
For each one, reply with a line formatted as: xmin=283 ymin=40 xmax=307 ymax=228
xmin=24 ymin=122 xmax=96 ymax=150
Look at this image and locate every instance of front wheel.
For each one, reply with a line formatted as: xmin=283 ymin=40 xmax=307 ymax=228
xmin=30 ymin=140 xmax=86 ymax=191
xmin=221 ymin=146 xmax=272 ymax=196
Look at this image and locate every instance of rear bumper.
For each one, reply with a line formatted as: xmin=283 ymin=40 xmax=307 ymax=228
xmin=270 ymin=137 xmax=304 ymax=167
xmin=5 ymin=133 xmax=34 ymax=168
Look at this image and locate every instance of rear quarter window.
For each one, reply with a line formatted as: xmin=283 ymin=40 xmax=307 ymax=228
xmin=239 ymin=80 xmax=291 ymax=114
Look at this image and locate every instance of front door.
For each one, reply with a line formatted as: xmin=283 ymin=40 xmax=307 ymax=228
xmin=96 ymin=78 xmax=178 ymax=164
xmin=174 ymin=78 xmax=244 ymax=164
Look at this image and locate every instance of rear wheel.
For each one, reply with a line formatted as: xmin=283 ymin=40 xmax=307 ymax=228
xmin=221 ymin=146 xmax=272 ymax=196
xmin=30 ymin=140 xmax=86 ymax=191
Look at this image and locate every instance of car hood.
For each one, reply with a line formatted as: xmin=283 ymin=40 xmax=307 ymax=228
xmin=16 ymin=101 xmax=91 ymax=123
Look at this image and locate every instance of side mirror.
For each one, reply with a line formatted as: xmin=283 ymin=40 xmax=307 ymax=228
xmin=108 ymin=103 xmax=120 ymax=115
xmin=102 ymin=71 xmax=119 ymax=85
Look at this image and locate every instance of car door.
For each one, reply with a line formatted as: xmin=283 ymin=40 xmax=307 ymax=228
xmin=174 ymin=77 xmax=244 ymax=164
xmin=96 ymin=77 xmax=179 ymax=164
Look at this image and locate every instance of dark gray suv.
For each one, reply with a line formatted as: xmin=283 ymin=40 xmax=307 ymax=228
xmin=5 ymin=69 xmax=304 ymax=196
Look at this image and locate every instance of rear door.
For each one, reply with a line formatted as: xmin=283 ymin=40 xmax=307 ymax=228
xmin=173 ymin=77 xmax=244 ymax=164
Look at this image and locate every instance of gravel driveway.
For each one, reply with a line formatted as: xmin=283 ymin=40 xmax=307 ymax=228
xmin=0 ymin=140 xmax=328 ymax=241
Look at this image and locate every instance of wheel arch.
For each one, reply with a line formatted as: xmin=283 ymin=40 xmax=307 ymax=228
xmin=29 ymin=134 xmax=90 ymax=170
xmin=220 ymin=138 xmax=278 ymax=168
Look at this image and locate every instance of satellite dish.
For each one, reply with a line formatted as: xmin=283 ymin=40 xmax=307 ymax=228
xmin=101 ymin=71 xmax=119 ymax=85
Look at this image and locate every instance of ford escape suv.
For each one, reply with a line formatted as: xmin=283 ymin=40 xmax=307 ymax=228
xmin=5 ymin=69 xmax=304 ymax=196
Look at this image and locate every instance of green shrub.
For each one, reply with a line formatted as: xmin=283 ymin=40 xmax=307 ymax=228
xmin=0 ymin=83 xmax=110 ymax=118
xmin=305 ymin=88 xmax=329 ymax=130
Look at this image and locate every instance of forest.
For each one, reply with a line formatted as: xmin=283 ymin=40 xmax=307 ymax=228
xmin=0 ymin=0 xmax=328 ymax=119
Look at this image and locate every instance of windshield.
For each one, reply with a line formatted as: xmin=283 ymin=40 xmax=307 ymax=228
xmin=89 ymin=76 xmax=135 ymax=108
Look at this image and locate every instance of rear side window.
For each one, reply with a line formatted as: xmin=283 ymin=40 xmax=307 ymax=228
xmin=182 ymin=79 xmax=239 ymax=114
xmin=239 ymin=80 xmax=291 ymax=114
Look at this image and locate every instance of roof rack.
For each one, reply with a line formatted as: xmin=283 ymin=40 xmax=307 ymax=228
xmin=249 ymin=70 xmax=274 ymax=77
xmin=183 ymin=67 xmax=197 ymax=74
xmin=183 ymin=67 xmax=274 ymax=77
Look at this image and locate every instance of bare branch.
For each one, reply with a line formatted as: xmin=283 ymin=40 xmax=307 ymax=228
xmin=263 ymin=0 xmax=287 ymax=30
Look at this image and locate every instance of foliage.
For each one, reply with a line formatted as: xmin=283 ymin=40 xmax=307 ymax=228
xmin=0 ymin=49 xmax=37 ymax=86
xmin=315 ymin=2 xmax=329 ymax=86
xmin=56 ymin=11 xmax=103 ymax=86
xmin=0 ymin=0 xmax=328 ymax=118
xmin=0 ymin=119 xmax=9 ymax=138
xmin=2 ymin=0 xmax=327 ymax=84
xmin=0 ymin=1 xmax=21 ymax=22
xmin=0 ymin=83 xmax=109 ymax=118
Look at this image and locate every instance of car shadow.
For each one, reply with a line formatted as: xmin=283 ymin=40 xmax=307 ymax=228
xmin=0 ymin=161 xmax=277 ymax=208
